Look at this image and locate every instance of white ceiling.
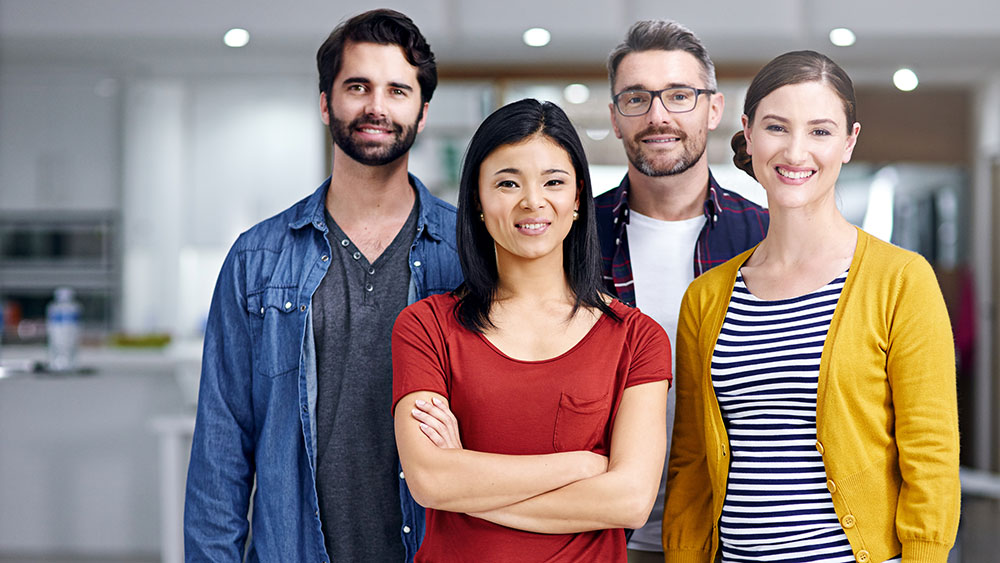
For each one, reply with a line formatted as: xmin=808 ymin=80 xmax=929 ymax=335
xmin=2 ymin=0 xmax=1000 ymax=85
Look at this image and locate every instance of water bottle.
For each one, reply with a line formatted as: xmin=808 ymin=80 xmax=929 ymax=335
xmin=47 ymin=287 xmax=81 ymax=371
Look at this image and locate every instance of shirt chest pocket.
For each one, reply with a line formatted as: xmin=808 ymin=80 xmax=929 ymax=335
xmin=553 ymin=390 xmax=611 ymax=453
xmin=246 ymin=287 xmax=303 ymax=378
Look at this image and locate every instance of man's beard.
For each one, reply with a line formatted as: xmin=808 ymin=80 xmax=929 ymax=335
xmin=328 ymin=112 xmax=419 ymax=167
xmin=625 ymin=126 xmax=706 ymax=177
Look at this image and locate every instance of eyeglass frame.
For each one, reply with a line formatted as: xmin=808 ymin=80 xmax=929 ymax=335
xmin=612 ymin=86 xmax=717 ymax=117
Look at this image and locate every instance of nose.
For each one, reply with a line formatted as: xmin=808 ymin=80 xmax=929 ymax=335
xmin=364 ymin=89 xmax=387 ymax=118
xmin=520 ymin=184 xmax=546 ymax=210
xmin=646 ymin=94 xmax=675 ymax=125
xmin=783 ymin=131 xmax=808 ymax=164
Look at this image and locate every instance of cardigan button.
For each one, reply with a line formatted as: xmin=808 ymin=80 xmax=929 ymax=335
xmin=815 ymin=441 xmax=825 ymax=455
xmin=826 ymin=479 xmax=837 ymax=494
xmin=842 ymin=514 xmax=856 ymax=528
xmin=855 ymin=550 xmax=870 ymax=563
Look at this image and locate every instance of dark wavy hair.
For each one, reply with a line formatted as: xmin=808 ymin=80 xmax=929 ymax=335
xmin=732 ymin=50 xmax=857 ymax=179
xmin=454 ymin=99 xmax=618 ymax=332
xmin=317 ymin=9 xmax=437 ymax=105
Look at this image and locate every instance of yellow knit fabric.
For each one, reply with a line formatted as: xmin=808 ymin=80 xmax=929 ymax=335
xmin=662 ymin=228 xmax=960 ymax=563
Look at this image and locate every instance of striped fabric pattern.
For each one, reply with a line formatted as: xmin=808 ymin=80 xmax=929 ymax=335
xmin=711 ymin=271 xmax=900 ymax=563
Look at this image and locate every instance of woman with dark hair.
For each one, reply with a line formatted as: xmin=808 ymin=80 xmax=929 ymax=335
xmin=662 ymin=51 xmax=959 ymax=563
xmin=392 ymin=98 xmax=671 ymax=561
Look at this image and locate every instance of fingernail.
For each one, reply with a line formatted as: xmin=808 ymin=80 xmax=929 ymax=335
xmin=411 ymin=409 xmax=420 ymax=416
xmin=415 ymin=399 xmax=426 ymax=407
xmin=432 ymin=397 xmax=443 ymax=406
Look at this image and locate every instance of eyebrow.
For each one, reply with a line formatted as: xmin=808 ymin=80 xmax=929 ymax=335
xmin=341 ymin=77 xmax=414 ymax=92
xmin=761 ymin=114 xmax=839 ymax=127
xmin=492 ymin=167 xmax=571 ymax=176
xmin=618 ymin=82 xmax=695 ymax=92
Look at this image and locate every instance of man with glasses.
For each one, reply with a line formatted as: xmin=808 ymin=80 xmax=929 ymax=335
xmin=596 ymin=20 xmax=769 ymax=562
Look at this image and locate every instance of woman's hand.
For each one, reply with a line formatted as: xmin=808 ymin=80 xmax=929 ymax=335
xmin=412 ymin=397 xmax=463 ymax=449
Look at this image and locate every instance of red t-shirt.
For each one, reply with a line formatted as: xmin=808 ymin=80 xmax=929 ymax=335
xmin=391 ymin=294 xmax=671 ymax=562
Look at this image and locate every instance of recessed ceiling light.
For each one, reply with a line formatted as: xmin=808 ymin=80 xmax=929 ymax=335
xmin=829 ymin=28 xmax=856 ymax=47
xmin=893 ymin=68 xmax=919 ymax=91
xmin=224 ymin=28 xmax=250 ymax=48
xmin=523 ymin=28 xmax=551 ymax=47
xmin=563 ymin=83 xmax=590 ymax=104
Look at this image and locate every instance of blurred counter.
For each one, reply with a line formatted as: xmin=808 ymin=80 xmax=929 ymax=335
xmin=0 ymin=340 xmax=202 ymax=559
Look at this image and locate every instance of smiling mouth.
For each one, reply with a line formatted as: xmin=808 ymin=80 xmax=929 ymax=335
xmin=776 ymin=167 xmax=816 ymax=180
xmin=515 ymin=222 xmax=548 ymax=230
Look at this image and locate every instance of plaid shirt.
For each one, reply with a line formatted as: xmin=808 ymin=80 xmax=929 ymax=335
xmin=594 ymin=171 xmax=769 ymax=306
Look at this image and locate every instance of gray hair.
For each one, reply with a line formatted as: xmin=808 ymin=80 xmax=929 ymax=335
xmin=607 ymin=20 xmax=717 ymax=94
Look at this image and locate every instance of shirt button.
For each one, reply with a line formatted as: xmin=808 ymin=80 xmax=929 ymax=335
xmin=615 ymin=238 xmax=620 ymax=245
xmin=855 ymin=550 xmax=870 ymax=563
xmin=815 ymin=441 xmax=825 ymax=455
xmin=341 ymin=239 xmax=349 ymax=247
xmin=402 ymin=525 xmax=411 ymax=534
xmin=399 ymin=471 xmax=405 ymax=479
xmin=260 ymin=307 xmax=265 ymax=314
xmin=826 ymin=479 xmax=837 ymax=494
xmin=284 ymin=302 xmax=292 ymax=310
xmin=842 ymin=514 xmax=856 ymax=528
xmin=413 ymin=260 xmax=422 ymax=267
xmin=353 ymin=251 xmax=361 ymax=260
xmin=368 ymin=267 xmax=375 ymax=275
xmin=613 ymin=216 xmax=618 ymax=224
xmin=299 ymin=305 xmax=306 ymax=312
xmin=302 ymin=405 xmax=308 ymax=413
xmin=321 ymin=255 xmax=329 ymax=262
xmin=365 ymin=283 xmax=373 ymax=292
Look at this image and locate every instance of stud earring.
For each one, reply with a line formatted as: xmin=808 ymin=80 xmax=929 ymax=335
xmin=572 ymin=210 xmax=579 ymax=221
xmin=479 ymin=212 xmax=485 ymax=222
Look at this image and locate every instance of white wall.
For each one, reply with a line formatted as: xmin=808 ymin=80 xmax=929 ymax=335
xmin=121 ymin=74 xmax=326 ymax=338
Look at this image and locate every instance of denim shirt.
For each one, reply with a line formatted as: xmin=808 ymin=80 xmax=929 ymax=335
xmin=184 ymin=175 xmax=463 ymax=563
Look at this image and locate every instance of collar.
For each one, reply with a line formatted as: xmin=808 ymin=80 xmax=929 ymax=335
xmin=611 ymin=169 xmax=722 ymax=228
xmin=288 ymin=173 xmax=440 ymax=240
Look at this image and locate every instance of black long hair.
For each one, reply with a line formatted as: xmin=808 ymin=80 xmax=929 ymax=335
xmin=454 ymin=98 xmax=617 ymax=332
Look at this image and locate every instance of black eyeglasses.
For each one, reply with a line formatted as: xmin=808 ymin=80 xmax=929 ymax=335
xmin=612 ymin=86 xmax=715 ymax=116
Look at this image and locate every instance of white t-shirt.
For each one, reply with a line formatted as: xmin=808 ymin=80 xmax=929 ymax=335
xmin=625 ymin=209 xmax=706 ymax=552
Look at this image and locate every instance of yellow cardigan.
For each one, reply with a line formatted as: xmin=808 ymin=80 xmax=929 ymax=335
xmin=662 ymin=228 xmax=960 ymax=563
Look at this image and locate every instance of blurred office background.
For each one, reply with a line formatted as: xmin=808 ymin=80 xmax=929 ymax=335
xmin=1 ymin=0 xmax=998 ymax=561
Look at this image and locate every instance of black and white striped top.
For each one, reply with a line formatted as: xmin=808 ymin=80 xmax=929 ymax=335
xmin=711 ymin=271 xmax=900 ymax=563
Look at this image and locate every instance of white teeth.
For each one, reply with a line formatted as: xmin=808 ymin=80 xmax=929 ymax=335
xmin=519 ymin=223 xmax=546 ymax=230
xmin=360 ymin=127 xmax=384 ymax=134
xmin=777 ymin=168 xmax=814 ymax=179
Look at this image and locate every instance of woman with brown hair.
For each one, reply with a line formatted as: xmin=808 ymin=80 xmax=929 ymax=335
xmin=662 ymin=51 xmax=960 ymax=563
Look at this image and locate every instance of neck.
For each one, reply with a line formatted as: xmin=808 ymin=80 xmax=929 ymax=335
xmin=326 ymin=148 xmax=415 ymax=223
xmin=626 ymin=161 xmax=709 ymax=221
xmin=754 ymin=199 xmax=855 ymax=266
xmin=494 ymin=249 xmax=573 ymax=306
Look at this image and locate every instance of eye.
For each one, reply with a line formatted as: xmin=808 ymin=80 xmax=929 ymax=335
xmin=765 ymin=124 xmax=787 ymax=133
xmin=544 ymin=178 xmax=566 ymax=188
xmin=496 ymin=180 xmax=519 ymax=190
xmin=812 ymin=128 xmax=832 ymax=136
xmin=346 ymin=83 xmax=367 ymax=93
xmin=390 ymin=88 xmax=407 ymax=96
xmin=669 ymin=91 xmax=692 ymax=102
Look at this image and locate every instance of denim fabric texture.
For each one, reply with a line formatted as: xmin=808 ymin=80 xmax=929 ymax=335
xmin=184 ymin=175 xmax=463 ymax=563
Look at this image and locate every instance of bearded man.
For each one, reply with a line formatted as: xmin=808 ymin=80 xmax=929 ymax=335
xmin=595 ymin=19 xmax=770 ymax=563
xmin=184 ymin=9 xmax=462 ymax=563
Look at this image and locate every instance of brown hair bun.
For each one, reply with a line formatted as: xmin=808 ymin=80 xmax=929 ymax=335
xmin=730 ymin=130 xmax=756 ymax=180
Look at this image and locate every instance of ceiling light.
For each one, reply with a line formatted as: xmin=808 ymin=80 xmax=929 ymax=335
xmin=223 ymin=28 xmax=250 ymax=48
xmin=586 ymin=129 xmax=610 ymax=141
xmin=522 ymin=28 xmax=551 ymax=47
xmin=563 ymin=84 xmax=590 ymax=104
xmin=829 ymin=28 xmax=856 ymax=47
xmin=893 ymin=68 xmax=919 ymax=92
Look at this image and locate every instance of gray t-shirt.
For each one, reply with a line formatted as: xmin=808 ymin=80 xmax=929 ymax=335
xmin=313 ymin=201 xmax=417 ymax=562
